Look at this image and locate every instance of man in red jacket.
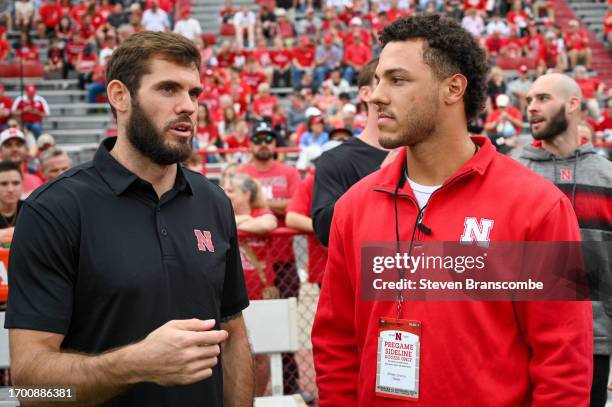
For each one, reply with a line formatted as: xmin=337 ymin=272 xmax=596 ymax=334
xmin=312 ymin=14 xmax=593 ymax=407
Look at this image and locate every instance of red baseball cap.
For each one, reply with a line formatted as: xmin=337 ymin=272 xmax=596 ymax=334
xmin=519 ymin=65 xmax=528 ymax=73
xmin=311 ymin=116 xmax=325 ymax=125
xmin=323 ymin=33 xmax=333 ymax=44
xmin=25 ymin=83 xmax=36 ymax=94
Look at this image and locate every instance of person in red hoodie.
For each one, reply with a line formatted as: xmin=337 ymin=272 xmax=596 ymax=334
xmin=312 ymin=14 xmax=593 ymax=407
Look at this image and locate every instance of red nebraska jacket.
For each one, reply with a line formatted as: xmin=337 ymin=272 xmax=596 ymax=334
xmin=312 ymin=136 xmax=593 ymax=406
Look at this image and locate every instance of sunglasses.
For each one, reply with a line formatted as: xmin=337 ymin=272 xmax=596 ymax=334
xmin=251 ymin=134 xmax=275 ymax=144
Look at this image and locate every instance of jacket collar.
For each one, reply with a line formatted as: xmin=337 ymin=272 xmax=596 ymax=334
xmin=372 ymin=135 xmax=495 ymax=195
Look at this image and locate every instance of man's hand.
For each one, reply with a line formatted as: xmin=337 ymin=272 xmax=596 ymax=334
xmin=129 ymin=319 xmax=228 ymax=386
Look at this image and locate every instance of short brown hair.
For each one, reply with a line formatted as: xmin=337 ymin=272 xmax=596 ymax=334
xmin=357 ymin=58 xmax=379 ymax=88
xmin=105 ymin=31 xmax=201 ymax=116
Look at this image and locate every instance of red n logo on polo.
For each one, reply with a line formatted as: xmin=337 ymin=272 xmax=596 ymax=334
xmin=395 ymin=332 xmax=402 ymax=341
xmin=194 ymin=230 xmax=215 ymax=252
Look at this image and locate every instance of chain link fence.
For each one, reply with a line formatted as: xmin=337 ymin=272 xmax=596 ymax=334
xmin=238 ymin=228 xmax=327 ymax=402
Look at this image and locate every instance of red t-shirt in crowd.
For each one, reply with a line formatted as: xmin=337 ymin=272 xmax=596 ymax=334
xmin=16 ymin=45 xmax=39 ymax=63
xmin=237 ymin=161 xmax=301 ymax=263
xmin=238 ymin=207 xmax=277 ymax=300
xmin=343 ymin=28 xmax=372 ymax=49
xmin=216 ymin=51 xmax=236 ymax=68
xmin=0 ymin=96 xmax=12 ymax=125
xmin=387 ymin=7 xmax=410 ymax=22
xmin=463 ymin=0 xmax=486 ymax=11
xmin=286 ymin=173 xmax=328 ymax=284
xmin=225 ymin=135 xmax=249 ymax=149
xmin=69 ymin=4 xmax=88 ymax=26
xmin=522 ymin=33 xmax=545 ymax=54
xmin=195 ymin=124 xmax=219 ymax=148
xmin=65 ymin=39 xmax=87 ymax=64
xmin=240 ymin=69 xmax=266 ymax=94
xmin=253 ymin=47 xmax=273 ymax=67
xmin=565 ymin=29 xmax=589 ymax=51
xmin=23 ymin=173 xmax=44 ymax=198
xmin=538 ymin=42 xmax=561 ymax=67
xmin=0 ymin=38 xmax=9 ymax=60
xmin=252 ymin=94 xmax=278 ymax=119
xmin=507 ymin=10 xmax=529 ymax=28
xmin=576 ymin=78 xmax=600 ymax=99
xmin=40 ymin=2 xmax=63 ymax=29
xmin=11 ymin=95 xmax=50 ymax=124
xmin=271 ymin=49 xmax=292 ymax=70
xmin=344 ymin=42 xmax=371 ymax=67
xmin=292 ymin=45 xmax=315 ymax=68
xmin=485 ymin=106 xmax=524 ymax=134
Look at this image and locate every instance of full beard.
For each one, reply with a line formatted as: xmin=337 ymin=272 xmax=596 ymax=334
xmin=531 ymin=105 xmax=568 ymax=141
xmin=254 ymin=149 xmax=273 ymax=161
xmin=126 ymin=99 xmax=193 ymax=166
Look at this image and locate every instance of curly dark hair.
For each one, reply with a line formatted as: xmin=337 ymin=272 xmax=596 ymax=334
xmin=379 ymin=14 xmax=489 ymax=120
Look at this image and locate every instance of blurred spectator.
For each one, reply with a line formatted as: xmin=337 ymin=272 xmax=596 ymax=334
xmin=75 ymin=44 xmax=98 ymax=90
xmin=565 ymin=19 xmax=592 ymax=70
xmin=241 ymin=57 xmax=267 ymax=95
xmin=486 ymin=12 xmax=511 ymax=37
xmin=184 ymin=151 xmax=204 ymax=174
xmin=314 ymin=33 xmax=343 ymax=87
xmin=107 ymin=3 xmax=128 ymax=28
xmin=0 ymin=84 xmax=12 ymax=130
xmin=252 ymin=82 xmax=278 ymax=121
xmin=484 ymin=94 xmax=523 ymax=154
xmin=234 ymin=5 xmax=256 ymax=49
xmin=220 ymin=0 xmax=237 ymax=25
xmin=487 ymin=67 xmax=508 ymax=109
xmin=142 ymin=0 xmax=169 ymax=32
xmin=220 ymin=104 xmax=239 ymax=139
xmin=45 ymin=38 xmax=65 ymax=78
xmin=36 ymin=133 xmax=55 ymax=152
xmin=40 ymin=147 xmax=72 ymax=182
xmin=605 ymin=4 xmax=612 ymax=45
xmin=259 ymin=2 xmax=277 ymax=40
xmin=533 ymin=0 xmax=554 ymax=20
xmin=87 ymin=54 xmax=109 ymax=104
xmin=537 ymin=30 xmax=568 ymax=75
xmin=291 ymin=36 xmax=316 ymax=89
xmin=0 ymin=128 xmax=43 ymax=197
xmin=69 ymin=0 xmax=88 ymax=27
xmin=287 ymin=91 xmax=307 ymax=134
xmin=15 ymin=31 xmax=39 ymax=65
xmin=39 ymin=0 xmax=63 ymax=33
xmin=297 ymin=6 xmax=322 ymax=37
xmin=0 ymin=160 xmax=24 ymax=241
xmin=226 ymin=118 xmax=250 ymax=149
xmin=63 ymin=30 xmax=87 ymax=79
xmin=523 ymin=22 xmax=545 ymax=60
xmin=313 ymin=82 xmax=339 ymax=115
xmin=252 ymin=37 xmax=274 ymax=83
xmin=507 ymin=0 xmax=531 ymax=36
xmin=507 ymin=65 xmax=533 ymax=113
xmin=275 ymin=8 xmax=296 ymax=40
xmin=285 ymin=172 xmax=328 ymax=287
xmin=99 ymin=34 xmax=117 ymax=62
xmin=236 ymin=121 xmax=302 ymax=395
xmin=11 ymin=84 xmax=49 ymax=140
xmin=343 ymin=32 xmax=371 ymax=84
xmin=271 ymin=36 xmax=293 ymax=87
xmin=14 ymin=0 xmax=35 ymax=31
xmin=461 ymin=8 xmax=485 ymax=38
xmin=55 ymin=16 xmax=73 ymax=44
xmin=173 ymin=8 xmax=202 ymax=41
xmin=323 ymin=67 xmax=351 ymax=96
xmin=0 ymin=30 xmax=8 ymax=61
xmin=320 ymin=6 xmax=347 ymax=32
xmin=195 ymin=104 xmax=221 ymax=151
xmin=300 ymin=115 xmax=329 ymax=147
xmin=574 ymin=65 xmax=604 ymax=121
xmin=199 ymin=37 xmax=217 ymax=68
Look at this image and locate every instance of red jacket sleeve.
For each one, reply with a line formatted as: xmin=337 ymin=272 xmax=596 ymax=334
xmin=312 ymin=210 xmax=359 ymax=406
xmin=514 ymin=196 xmax=593 ymax=407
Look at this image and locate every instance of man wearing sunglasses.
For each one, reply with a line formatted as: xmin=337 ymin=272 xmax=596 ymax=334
xmin=236 ymin=121 xmax=304 ymax=396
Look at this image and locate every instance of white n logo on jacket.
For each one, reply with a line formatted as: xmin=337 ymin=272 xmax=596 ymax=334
xmin=460 ymin=217 xmax=494 ymax=247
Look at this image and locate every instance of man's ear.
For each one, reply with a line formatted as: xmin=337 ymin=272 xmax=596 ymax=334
xmin=567 ymin=96 xmax=581 ymax=115
xmin=443 ymin=73 xmax=468 ymax=106
xmin=106 ymin=80 xmax=131 ymax=115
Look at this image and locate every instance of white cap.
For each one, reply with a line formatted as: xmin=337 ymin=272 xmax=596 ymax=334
xmin=0 ymin=128 xmax=25 ymax=146
xmin=342 ymin=103 xmax=357 ymax=115
xmin=496 ymin=94 xmax=510 ymax=107
xmin=350 ymin=17 xmax=362 ymax=26
xmin=305 ymin=106 xmax=322 ymax=118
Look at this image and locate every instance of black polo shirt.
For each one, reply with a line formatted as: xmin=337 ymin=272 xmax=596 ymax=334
xmin=5 ymin=138 xmax=249 ymax=406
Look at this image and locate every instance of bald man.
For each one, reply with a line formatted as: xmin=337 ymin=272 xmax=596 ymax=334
xmin=518 ymin=73 xmax=612 ymax=407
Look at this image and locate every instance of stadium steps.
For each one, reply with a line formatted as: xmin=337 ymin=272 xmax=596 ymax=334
xmin=552 ymin=0 xmax=612 ymax=87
